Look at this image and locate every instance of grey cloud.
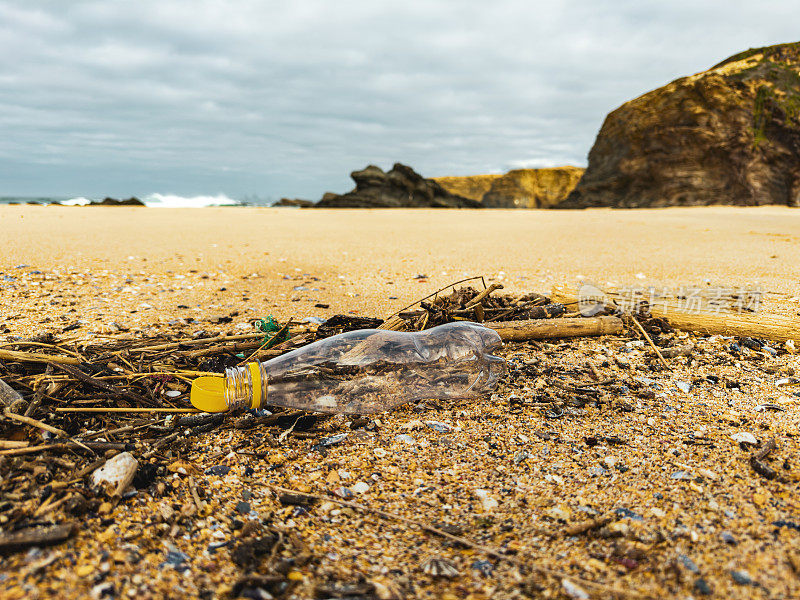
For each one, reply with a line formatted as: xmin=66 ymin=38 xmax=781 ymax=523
xmin=0 ymin=0 xmax=797 ymax=198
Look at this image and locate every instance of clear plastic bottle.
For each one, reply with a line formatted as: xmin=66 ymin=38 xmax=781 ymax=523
xmin=191 ymin=321 xmax=506 ymax=414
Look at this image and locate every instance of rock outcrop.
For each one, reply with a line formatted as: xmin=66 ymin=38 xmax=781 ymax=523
xmin=437 ymin=167 xmax=584 ymax=208
xmin=561 ymin=42 xmax=800 ymax=208
xmin=274 ymin=198 xmax=314 ymax=208
xmin=316 ymin=163 xmax=482 ymax=208
xmin=89 ymin=197 xmax=145 ymax=206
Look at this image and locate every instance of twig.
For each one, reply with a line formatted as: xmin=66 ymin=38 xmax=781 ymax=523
xmin=630 ymin=316 xmax=671 ymax=370
xmin=261 ymin=484 xmax=648 ymax=599
xmin=128 ymin=332 xmax=267 ymax=353
xmin=0 ymin=441 xmax=126 ymax=457
xmin=384 ymin=276 xmax=487 ymax=320
xmin=237 ymin=320 xmax=292 ymax=365
xmin=750 ymin=438 xmax=778 ymax=480
xmin=464 ymin=283 xmax=504 ymax=309
xmin=56 ymin=407 xmax=200 ymax=414
xmin=51 ymin=363 xmax=152 ymax=406
xmin=4 ymin=409 xmax=68 ymax=437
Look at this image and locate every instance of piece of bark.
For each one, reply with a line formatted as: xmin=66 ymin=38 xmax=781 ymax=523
xmin=0 ymin=523 xmax=75 ymax=553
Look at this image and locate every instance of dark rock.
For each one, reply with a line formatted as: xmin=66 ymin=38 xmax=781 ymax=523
xmin=231 ymin=534 xmax=279 ymax=569
xmin=316 ymin=163 xmax=482 ymax=208
xmin=235 ymin=501 xmax=251 ymax=515
xmin=274 ymin=198 xmax=314 ymax=208
xmin=204 ymin=465 xmax=231 ymax=476
xmin=561 ymin=42 xmax=800 ymax=208
xmin=731 ymin=570 xmax=754 ymax=585
xmin=89 ymin=197 xmax=146 ymax=206
xmin=694 ymin=578 xmax=713 ymax=595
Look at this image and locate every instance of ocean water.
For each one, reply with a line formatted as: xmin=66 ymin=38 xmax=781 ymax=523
xmin=0 ymin=193 xmax=273 ymax=208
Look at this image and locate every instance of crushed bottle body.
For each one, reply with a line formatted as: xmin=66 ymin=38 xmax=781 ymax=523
xmin=210 ymin=321 xmax=505 ymax=414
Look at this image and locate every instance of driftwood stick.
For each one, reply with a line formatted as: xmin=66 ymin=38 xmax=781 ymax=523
xmin=484 ymin=316 xmax=623 ymax=341
xmin=551 ymin=288 xmax=800 ymax=343
xmin=464 ymin=283 xmax=504 ymax=309
xmin=0 ymin=349 xmax=81 ymax=365
xmin=0 ymin=523 xmax=75 ymax=553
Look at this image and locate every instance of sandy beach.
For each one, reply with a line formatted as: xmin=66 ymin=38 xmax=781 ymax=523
xmin=3 ymin=206 xmax=800 ymax=336
xmin=2 ymin=206 xmax=800 ymax=599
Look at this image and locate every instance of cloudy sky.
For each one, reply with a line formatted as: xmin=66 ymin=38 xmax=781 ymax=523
xmin=0 ymin=1 xmax=797 ymax=200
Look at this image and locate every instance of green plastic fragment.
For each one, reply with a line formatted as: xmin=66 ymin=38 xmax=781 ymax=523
xmin=255 ymin=315 xmax=290 ymax=349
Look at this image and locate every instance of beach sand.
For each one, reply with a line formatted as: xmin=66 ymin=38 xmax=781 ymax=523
xmin=2 ymin=205 xmax=800 ymax=336
xmin=2 ymin=205 xmax=800 ymax=599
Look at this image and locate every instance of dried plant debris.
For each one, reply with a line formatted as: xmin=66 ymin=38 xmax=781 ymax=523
xmin=396 ymin=285 xmax=564 ymax=329
xmin=1 ymin=295 xmax=800 ymax=598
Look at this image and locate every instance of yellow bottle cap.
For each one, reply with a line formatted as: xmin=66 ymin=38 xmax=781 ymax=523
xmin=248 ymin=362 xmax=262 ymax=409
xmin=190 ymin=376 xmax=227 ymax=413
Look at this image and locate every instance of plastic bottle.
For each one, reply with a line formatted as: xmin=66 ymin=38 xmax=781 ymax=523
xmin=0 ymin=377 xmax=26 ymax=412
xmin=191 ymin=321 xmax=506 ymax=414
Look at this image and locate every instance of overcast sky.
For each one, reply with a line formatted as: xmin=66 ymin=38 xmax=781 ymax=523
xmin=0 ymin=1 xmax=797 ymax=199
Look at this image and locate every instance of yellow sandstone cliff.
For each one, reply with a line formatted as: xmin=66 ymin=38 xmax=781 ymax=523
xmin=434 ymin=167 xmax=584 ymax=208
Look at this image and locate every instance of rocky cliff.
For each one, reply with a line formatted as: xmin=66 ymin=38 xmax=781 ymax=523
xmin=316 ymin=163 xmax=482 ymax=208
xmin=435 ymin=167 xmax=584 ymax=208
xmin=561 ymin=42 xmax=800 ymax=208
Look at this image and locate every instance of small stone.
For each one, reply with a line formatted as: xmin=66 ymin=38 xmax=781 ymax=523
xmin=351 ymin=481 xmax=370 ymax=494
xmin=561 ymin=578 xmax=589 ymax=599
xmin=394 ymin=434 xmax=415 ymax=445
xmin=333 ymin=487 xmax=354 ymax=499
xmin=76 ymin=563 xmax=95 ymax=577
xmin=694 ymin=577 xmax=712 ymax=595
xmin=545 ymin=505 xmax=571 ymax=520
xmin=471 ymin=560 xmax=493 ymax=576
xmin=676 ymin=381 xmax=692 ymax=393
xmin=678 ymin=554 xmax=699 ymax=573
xmin=204 ymin=465 xmax=231 ymax=476
xmin=235 ymin=501 xmax=251 ymax=515
xmin=474 ymin=489 xmax=498 ymax=512
xmin=730 ymin=570 xmax=753 ymax=585
xmin=671 ymin=470 xmax=692 ymax=480
xmin=614 ymin=507 xmax=643 ymax=521
xmin=373 ymin=448 xmax=388 ymax=458
xmin=753 ymin=492 xmax=768 ymax=507
xmin=424 ymin=420 xmax=453 ymax=433
xmin=720 ymin=531 xmax=737 ymax=545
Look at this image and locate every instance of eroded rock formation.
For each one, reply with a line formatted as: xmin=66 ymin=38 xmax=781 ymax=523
xmin=436 ymin=167 xmax=584 ymax=208
xmin=561 ymin=42 xmax=800 ymax=208
xmin=316 ymin=164 xmax=481 ymax=208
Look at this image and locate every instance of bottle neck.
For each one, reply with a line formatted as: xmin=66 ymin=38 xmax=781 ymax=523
xmin=223 ymin=362 xmax=268 ymax=411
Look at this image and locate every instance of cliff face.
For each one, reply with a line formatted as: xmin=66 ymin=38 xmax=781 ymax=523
xmin=317 ymin=163 xmax=481 ymax=208
xmin=561 ymin=42 xmax=800 ymax=208
xmin=434 ymin=167 xmax=584 ymax=208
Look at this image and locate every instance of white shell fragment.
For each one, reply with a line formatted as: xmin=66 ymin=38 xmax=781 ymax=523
xmin=730 ymin=432 xmax=757 ymax=445
xmin=92 ymin=452 xmax=139 ymax=497
xmin=474 ymin=488 xmax=498 ymax=512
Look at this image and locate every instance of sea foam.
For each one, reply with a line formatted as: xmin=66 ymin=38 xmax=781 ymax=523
xmin=61 ymin=193 xmax=240 ymax=208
